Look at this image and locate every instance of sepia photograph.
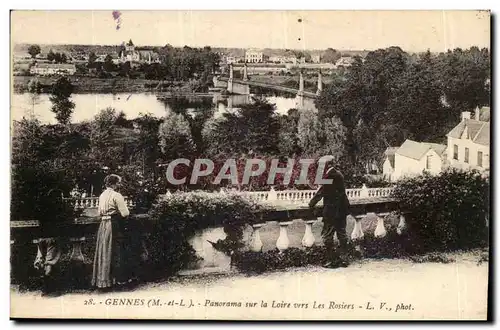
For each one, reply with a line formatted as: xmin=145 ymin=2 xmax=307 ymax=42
xmin=9 ymin=9 xmax=491 ymax=320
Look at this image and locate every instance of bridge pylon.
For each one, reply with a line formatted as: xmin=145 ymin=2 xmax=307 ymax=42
xmin=243 ymin=63 xmax=249 ymax=81
xmin=316 ymin=71 xmax=323 ymax=96
xmin=227 ymin=63 xmax=234 ymax=93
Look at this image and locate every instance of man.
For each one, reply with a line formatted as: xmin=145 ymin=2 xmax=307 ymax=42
xmin=309 ymin=156 xmax=351 ymax=267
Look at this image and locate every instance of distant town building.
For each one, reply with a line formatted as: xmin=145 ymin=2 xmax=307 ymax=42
xmin=446 ymin=108 xmax=490 ymax=173
xmin=119 ymin=42 xmax=160 ymax=64
xmin=311 ymin=54 xmax=321 ymax=63
xmin=245 ymin=49 xmax=268 ymax=63
xmin=389 ymin=139 xmax=447 ymax=181
xmin=30 ymin=63 xmax=76 ymax=76
xmin=335 ymin=56 xmax=355 ymax=67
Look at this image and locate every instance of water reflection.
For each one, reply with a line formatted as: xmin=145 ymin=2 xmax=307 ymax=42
xmin=11 ymin=92 xmax=299 ymax=124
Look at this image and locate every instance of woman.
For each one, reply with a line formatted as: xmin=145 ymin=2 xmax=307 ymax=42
xmin=91 ymin=174 xmax=130 ymax=290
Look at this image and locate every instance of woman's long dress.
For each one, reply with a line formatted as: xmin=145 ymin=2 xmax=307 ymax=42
xmin=91 ymin=188 xmax=129 ymax=288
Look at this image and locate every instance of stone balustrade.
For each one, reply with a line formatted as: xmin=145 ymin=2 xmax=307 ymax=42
xmin=64 ymin=185 xmax=394 ymax=209
xmin=244 ymin=185 xmax=393 ymax=204
xmin=11 ymin=195 xmax=401 ymax=279
xmin=63 ymin=197 xmax=136 ymax=210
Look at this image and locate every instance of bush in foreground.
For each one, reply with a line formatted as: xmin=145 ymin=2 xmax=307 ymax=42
xmin=391 ymin=169 xmax=489 ymax=252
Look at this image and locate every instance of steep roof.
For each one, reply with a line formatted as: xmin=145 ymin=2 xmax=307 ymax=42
xmin=421 ymin=143 xmax=447 ymax=156
xmin=396 ymin=139 xmax=446 ymax=160
xmin=447 ymin=119 xmax=490 ymax=146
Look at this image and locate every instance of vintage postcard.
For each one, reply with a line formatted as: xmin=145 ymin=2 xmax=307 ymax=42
xmin=10 ymin=10 xmax=490 ymax=320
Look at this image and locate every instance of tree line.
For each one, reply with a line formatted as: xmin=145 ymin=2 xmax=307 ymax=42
xmin=12 ymin=46 xmax=490 ymax=219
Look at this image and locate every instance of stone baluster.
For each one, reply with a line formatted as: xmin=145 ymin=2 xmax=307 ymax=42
xmin=276 ymin=221 xmax=292 ymax=252
xmin=301 ymin=220 xmax=316 ymax=247
xmin=268 ymin=187 xmax=277 ymax=202
xmin=360 ymin=184 xmax=369 ymax=199
xmin=374 ymin=214 xmax=387 ymax=238
xmin=250 ymin=224 xmax=264 ymax=252
xmin=70 ymin=237 xmax=86 ymax=263
xmin=351 ymin=216 xmax=364 ymax=240
xmin=397 ymin=214 xmax=407 ymax=235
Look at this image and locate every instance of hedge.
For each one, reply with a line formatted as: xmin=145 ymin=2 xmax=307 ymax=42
xmin=391 ymin=169 xmax=489 ymax=252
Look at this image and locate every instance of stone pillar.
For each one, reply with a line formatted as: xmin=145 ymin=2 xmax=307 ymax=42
xmin=298 ymin=71 xmax=304 ymax=94
xmin=70 ymin=237 xmax=86 ymax=263
xmin=316 ymin=71 xmax=323 ymax=96
xmin=301 ymin=220 xmax=316 ymax=247
xmin=374 ymin=215 xmax=387 ymax=238
xmin=397 ymin=214 xmax=407 ymax=235
xmin=276 ymin=221 xmax=292 ymax=252
xmin=250 ymin=224 xmax=264 ymax=252
xmin=227 ymin=64 xmax=234 ymax=94
xmin=351 ymin=217 xmax=364 ymax=240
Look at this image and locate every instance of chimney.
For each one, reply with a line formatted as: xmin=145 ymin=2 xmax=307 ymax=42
xmin=461 ymin=111 xmax=471 ymax=121
xmin=475 ymin=106 xmax=481 ymax=121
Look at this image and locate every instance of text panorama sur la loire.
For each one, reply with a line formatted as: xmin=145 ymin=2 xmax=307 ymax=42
xmin=85 ymin=298 xmax=414 ymax=313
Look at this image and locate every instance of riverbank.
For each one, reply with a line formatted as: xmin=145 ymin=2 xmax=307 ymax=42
xmin=12 ymin=75 xmax=194 ymax=94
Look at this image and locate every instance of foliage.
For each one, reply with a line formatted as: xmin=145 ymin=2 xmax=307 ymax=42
xmin=297 ymin=109 xmax=323 ymax=155
xmin=47 ymin=50 xmax=68 ymax=64
xmin=158 ymin=112 xmax=196 ymax=160
xmin=391 ymin=169 xmax=489 ymax=251
xmin=145 ymin=191 xmax=266 ymax=275
xmin=28 ymin=44 xmax=41 ymax=58
xmin=277 ymin=109 xmax=301 ymax=156
xmin=316 ymin=47 xmax=490 ymax=176
xmin=49 ymin=77 xmax=75 ymax=125
xmin=11 ymin=118 xmax=87 ymax=220
xmin=322 ymin=48 xmax=342 ymax=64
xmin=203 ymin=99 xmax=280 ymax=156
xmin=232 ymin=247 xmax=333 ymax=274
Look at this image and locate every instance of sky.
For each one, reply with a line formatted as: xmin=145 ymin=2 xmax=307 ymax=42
xmin=11 ymin=10 xmax=490 ymax=52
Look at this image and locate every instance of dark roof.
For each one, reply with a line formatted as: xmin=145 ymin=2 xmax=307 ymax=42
xmin=447 ymin=119 xmax=490 ymax=146
xmin=396 ymin=140 xmax=446 ymax=160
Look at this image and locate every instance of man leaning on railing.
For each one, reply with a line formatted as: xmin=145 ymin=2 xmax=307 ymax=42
xmin=309 ymin=156 xmax=351 ymax=268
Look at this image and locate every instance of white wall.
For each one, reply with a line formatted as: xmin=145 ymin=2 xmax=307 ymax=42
xmin=382 ymin=158 xmax=394 ymax=181
xmin=392 ymin=149 xmax=442 ymax=180
xmin=447 ymin=136 xmax=490 ymax=171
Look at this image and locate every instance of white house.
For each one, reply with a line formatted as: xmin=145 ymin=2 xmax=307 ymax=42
xmin=391 ymin=139 xmax=447 ymax=181
xmin=30 ymin=63 xmax=76 ymax=76
xmin=245 ymin=49 xmax=268 ymax=63
xmin=446 ymin=110 xmax=490 ymax=173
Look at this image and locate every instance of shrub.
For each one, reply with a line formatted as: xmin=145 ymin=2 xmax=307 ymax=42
xmin=145 ymin=191 xmax=267 ymax=277
xmin=391 ymin=169 xmax=489 ymax=252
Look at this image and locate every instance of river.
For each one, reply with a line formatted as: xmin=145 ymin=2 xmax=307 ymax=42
xmin=11 ymin=93 xmax=299 ymax=124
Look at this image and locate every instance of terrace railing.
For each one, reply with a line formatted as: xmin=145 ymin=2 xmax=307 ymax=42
xmin=63 ymin=185 xmax=394 ymax=209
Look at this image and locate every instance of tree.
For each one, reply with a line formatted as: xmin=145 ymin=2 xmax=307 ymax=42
xmin=88 ymin=52 xmax=97 ymax=68
xmin=277 ymin=109 xmax=301 ymax=156
xmin=321 ymin=116 xmax=346 ymax=158
xmin=297 ymin=109 xmax=323 ymax=156
xmin=26 ymin=79 xmax=42 ymax=120
xmin=28 ymin=44 xmax=41 ymax=59
xmin=436 ymin=47 xmax=490 ymax=114
xmin=47 ymin=50 xmax=56 ymax=62
xmin=103 ymin=54 xmax=116 ymax=72
xmin=49 ymin=77 xmax=75 ymax=125
xmin=322 ymin=48 xmax=341 ymax=64
xmin=158 ymin=113 xmax=196 ymax=160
